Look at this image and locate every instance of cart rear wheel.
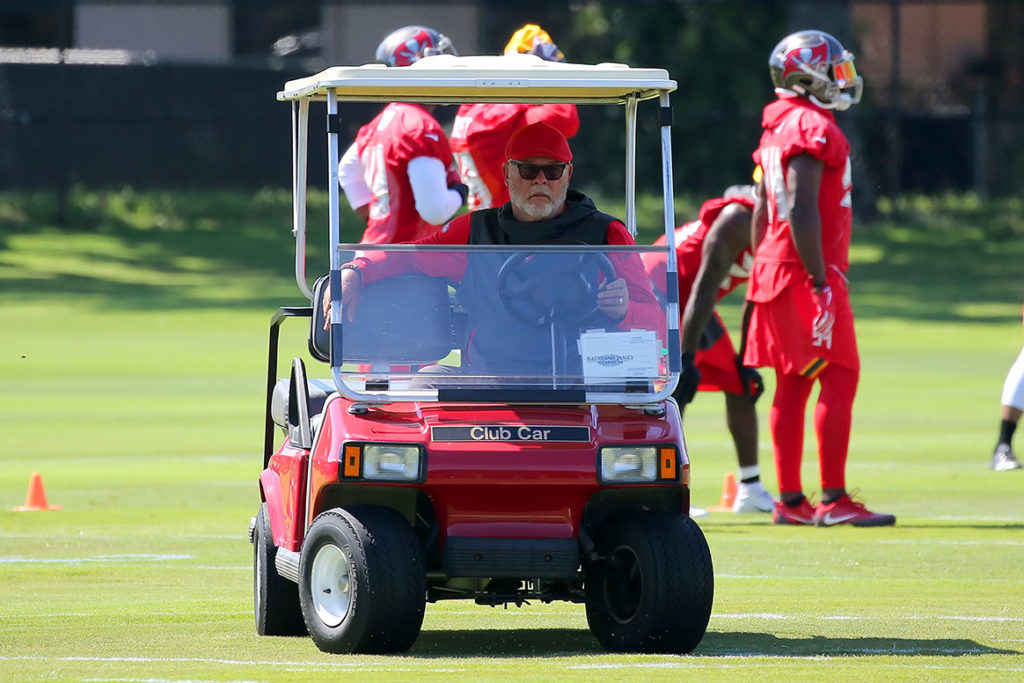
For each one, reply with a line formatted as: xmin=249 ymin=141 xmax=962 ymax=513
xmin=253 ymin=503 xmax=306 ymax=636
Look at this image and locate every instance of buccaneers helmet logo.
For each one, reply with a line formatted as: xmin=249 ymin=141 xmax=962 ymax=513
xmin=393 ymin=29 xmax=433 ymax=67
xmin=783 ymin=40 xmax=829 ymax=80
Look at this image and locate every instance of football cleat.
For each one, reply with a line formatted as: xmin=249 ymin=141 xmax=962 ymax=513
xmin=813 ymin=494 xmax=895 ymax=527
xmin=733 ymin=480 xmax=775 ymax=513
xmin=772 ymin=497 xmax=817 ymax=525
xmin=990 ymin=444 xmax=1022 ymax=471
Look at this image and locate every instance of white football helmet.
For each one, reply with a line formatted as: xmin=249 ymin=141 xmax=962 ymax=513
xmin=769 ymin=30 xmax=863 ymax=111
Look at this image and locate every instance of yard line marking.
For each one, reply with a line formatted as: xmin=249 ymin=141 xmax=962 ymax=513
xmin=571 ymin=656 xmax=1024 ymax=667
xmin=877 ymin=539 xmax=1024 ymax=547
xmin=82 ymin=679 xmax=262 ymax=683
xmin=0 ymin=554 xmax=191 ymax=565
xmin=0 ymin=533 xmax=240 ymax=540
xmin=0 ymin=656 xmax=454 ymax=672
xmin=718 ymin=536 xmax=1024 ymax=547
xmin=3 ymin=610 xmax=250 ymax=618
xmin=711 ymin=614 xmax=1023 ymax=622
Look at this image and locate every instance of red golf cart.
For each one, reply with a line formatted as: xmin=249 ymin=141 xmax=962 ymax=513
xmin=251 ymin=54 xmax=713 ymax=655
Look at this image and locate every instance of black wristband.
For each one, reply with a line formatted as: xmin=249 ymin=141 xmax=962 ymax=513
xmin=450 ymin=182 xmax=469 ymax=204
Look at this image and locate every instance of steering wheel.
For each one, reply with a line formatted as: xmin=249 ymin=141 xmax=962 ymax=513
xmin=496 ymin=250 xmax=617 ymax=327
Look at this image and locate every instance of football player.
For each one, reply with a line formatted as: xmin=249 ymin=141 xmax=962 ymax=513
xmin=745 ymin=30 xmax=896 ymax=526
xmin=449 ymin=24 xmax=579 ymax=210
xmin=338 ymin=26 xmax=469 ymax=244
xmin=991 ymin=303 xmax=1024 ymax=470
xmin=642 ymin=186 xmax=774 ymax=513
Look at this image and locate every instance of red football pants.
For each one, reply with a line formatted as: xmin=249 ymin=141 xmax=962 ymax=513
xmin=770 ymin=363 xmax=859 ymax=494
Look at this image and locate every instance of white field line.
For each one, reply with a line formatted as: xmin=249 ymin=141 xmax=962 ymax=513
xmin=571 ymin=661 xmax=1024 ymax=669
xmin=4 ymin=655 xmax=1019 ymax=671
xmin=712 ymin=613 xmax=1023 ymax=622
xmin=718 ymin=536 xmax=1024 ymax=547
xmin=0 ymin=554 xmax=191 ymax=564
xmin=3 ymin=611 xmax=250 ymax=618
xmin=3 ymin=655 xmax=1019 ymax=672
xmin=0 ymin=533 xmax=241 ymax=540
xmin=82 ymin=679 xmax=263 ymax=683
xmin=0 ymin=656 xmax=448 ymax=672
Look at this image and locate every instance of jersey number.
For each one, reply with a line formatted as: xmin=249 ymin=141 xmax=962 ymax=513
xmin=364 ymin=144 xmax=390 ymax=219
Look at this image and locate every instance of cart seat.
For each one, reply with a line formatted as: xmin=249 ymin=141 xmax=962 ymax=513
xmin=270 ymin=377 xmax=334 ymax=431
xmin=309 ymin=272 xmax=455 ymax=365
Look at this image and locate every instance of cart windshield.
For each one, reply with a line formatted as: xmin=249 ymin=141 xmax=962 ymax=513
xmin=328 ymin=242 xmax=678 ymax=404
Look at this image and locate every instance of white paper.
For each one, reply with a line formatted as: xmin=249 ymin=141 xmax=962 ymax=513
xmin=578 ymin=329 xmax=660 ymax=382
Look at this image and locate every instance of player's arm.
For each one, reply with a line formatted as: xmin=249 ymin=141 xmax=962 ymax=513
xmin=750 ymin=179 xmax=768 ymax=250
xmin=338 ymin=142 xmax=371 ymax=223
xmin=681 ymin=203 xmax=751 ymax=355
xmin=786 ymin=154 xmax=827 ymax=287
xmin=407 ymin=156 xmax=467 ymax=225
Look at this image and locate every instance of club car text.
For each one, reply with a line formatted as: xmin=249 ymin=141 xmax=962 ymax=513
xmin=430 ymin=425 xmax=591 ymax=443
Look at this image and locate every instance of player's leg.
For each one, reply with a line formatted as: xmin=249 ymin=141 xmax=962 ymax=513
xmin=811 ymin=363 xmax=895 ymax=526
xmin=993 ymin=344 xmax=1024 ymax=470
xmin=770 ymin=371 xmax=816 ymax=524
xmin=813 ymin=362 xmax=858 ymax=499
xmin=725 ymin=391 xmax=774 ymax=512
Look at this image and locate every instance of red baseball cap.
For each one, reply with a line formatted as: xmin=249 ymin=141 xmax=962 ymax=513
xmin=505 ymin=121 xmax=573 ymax=163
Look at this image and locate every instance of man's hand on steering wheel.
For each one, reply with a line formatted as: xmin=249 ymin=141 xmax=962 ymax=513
xmin=597 ymin=278 xmax=629 ymax=321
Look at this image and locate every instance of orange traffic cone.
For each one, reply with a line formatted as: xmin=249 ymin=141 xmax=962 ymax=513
xmin=707 ymin=472 xmax=737 ymax=512
xmin=13 ymin=472 xmax=61 ymax=511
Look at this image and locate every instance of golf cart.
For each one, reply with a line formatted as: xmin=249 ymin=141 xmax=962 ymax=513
xmin=251 ymin=54 xmax=713 ymax=655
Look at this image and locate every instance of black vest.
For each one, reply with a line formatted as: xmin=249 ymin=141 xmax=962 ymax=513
xmin=456 ymin=191 xmax=616 ymax=374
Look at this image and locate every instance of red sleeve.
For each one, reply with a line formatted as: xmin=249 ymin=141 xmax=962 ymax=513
xmin=353 ymin=214 xmax=471 ymax=283
xmin=392 ymin=108 xmax=455 ymax=168
xmin=524 ymin=104 xmax=580 ymax=139
xmin=777 ymin=110 xmax=848 ymax=169
xmin=605 ymin=221 xmax=665 ymax=337
xmin=640 ymin=234 xmax=668 ymax=298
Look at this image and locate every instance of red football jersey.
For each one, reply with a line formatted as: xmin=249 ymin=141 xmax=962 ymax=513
xmin=642 ymin=195 xmax=755 ymax=304
xmin=355 ymin=102 xmax=460 ymax=244
xmin=450 ymin=103 xmax=579 ymax=210
xmin=750 ymin=95 xmax=852 ymax=281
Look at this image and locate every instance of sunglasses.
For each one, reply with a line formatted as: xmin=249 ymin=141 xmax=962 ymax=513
xmin=509 ymin=159 xmax=570 ymax=181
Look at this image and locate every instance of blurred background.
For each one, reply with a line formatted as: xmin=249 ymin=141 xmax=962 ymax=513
xmin=0 ymin=0 xmax=1021 ymax=213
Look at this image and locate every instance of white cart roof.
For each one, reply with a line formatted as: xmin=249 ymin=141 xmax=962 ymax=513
xmin=277 ymin=54 xmax=676 ymax=104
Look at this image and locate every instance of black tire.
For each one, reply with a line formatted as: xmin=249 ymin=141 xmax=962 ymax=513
xmin=585 ymin=512 xmax=714 ymax=654
xmin=253 ymin=503 xmax=306 ymax=636
xmin=299 ymin=506 xmax=426 ymax=654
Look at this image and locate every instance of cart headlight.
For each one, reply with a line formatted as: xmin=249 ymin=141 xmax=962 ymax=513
xmin=600 ymin=447 xmax=658 ymax=483
xmin=344 ymin=444 xmax=422 ymax=482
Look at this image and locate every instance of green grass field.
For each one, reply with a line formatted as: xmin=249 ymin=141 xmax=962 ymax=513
xmin=1 ymin=189 xmax=1022 ymax=681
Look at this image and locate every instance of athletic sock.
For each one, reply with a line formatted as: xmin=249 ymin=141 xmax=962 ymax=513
xmin=998 ymin=419 xmax=1017 ymax=448
xmin=738 ymin=465 xmax=760 ymax=484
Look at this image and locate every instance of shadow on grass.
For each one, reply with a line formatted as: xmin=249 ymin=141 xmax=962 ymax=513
xmin=0 ymin=188 xmax=358 ymax=312
xmin=850 ymin=222 xmax=1024 ymax=324
xmin=3 ymin=190 xmax=1022 ymax=318
xmin=699 ymin=631 xmax=1022 ymax=657
xmin=408 ymin=628 xmax=1020 ymax=658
